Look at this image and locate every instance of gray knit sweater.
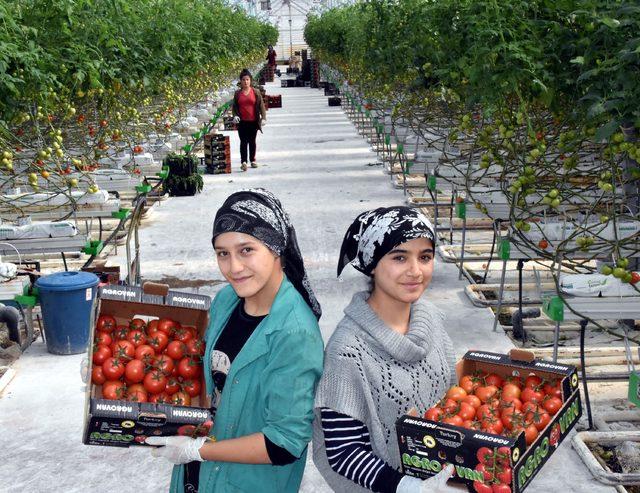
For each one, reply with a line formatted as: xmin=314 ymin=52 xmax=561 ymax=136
xmin=312 ymin=291 xmax=457 ymax=493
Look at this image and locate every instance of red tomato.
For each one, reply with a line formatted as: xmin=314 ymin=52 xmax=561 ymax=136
xmin=102 ymin=357 xmax=125 ymax=380
xmin=127 ymin=330 xmax=147 ymax=348
xmin=543 ymin=380 xmax=562 ymax=399
xmin=463 ymin=394 xmax=482 ymax=409
xmin=154 ymin=354 xmax=175 ymax=376
xmin=113 ymin=326 xmax=129 ymax=341
xmin=157 ymin=318 xmax=178 ymax=336
xmin=149 ymin=392 xmax=171 ymax=404
xmin=173 ymin=327 xmax=193 ymax=344
xmin=476 ymin=385 xmax=498 ymax=403
xmin=165 ymin=377 xmax=181 ymax=395
xmin=524 ymin=375 xmax=542 ymax=389
xmin=500 ymin=396 xmax=523 ymax=414
xmin=147 ymin=319 xmax=159 ymax=333
xmin=460 ymin=374 xmax=482 ymax=394
xmin=135 ymin=344 xmax=155 ymax=362
xmin=492 ymin=485 xmax=511 ymax=493
xmin=501 ymin=383 xmax=521 ymax=400
xmin=112 ymin=340 xmax=135 ymax=362
xmin=91 ymin=366 xmax=106 ymax=385
xmin=185 ymin=338 xmax=205 ymax=357
xmin=144 ymin=370 xmax=167 ymax=394
xmin=477 ymin=447 xmax=494 ymax=465
xmin=102 ymin=380 xmax=126 ymax=400
xmin=475 ymin=463 xmax=494 ymax=481
xmin=485 ymin=373 xmax=504 ymax=388
xmin=473 ymin=481 xmax=493 ymax=493
xmin=124 ymin=359 xmax=145 ymax=383
xmin=148 ymin=332 xmax=169 ymax=353
xmin=171 ymin=391 xmax=191 ymax=406
xmin=177 ymin=424 xmax=197 ymax=436
xmin=476 ymin=404 xmax=497 ymax=421
xmin=97 ymin=315 xmax=117 ymax=333
xmin=521 ymin=387 xmax=544 ymax=404
xmin=630 ymin=271 xmax=640 ymax=285
xmin=526 ymin=406 xmax=551 ymax=431
xmin=542 ymin=396 xmax=563 ymax=415
xmin=446 ymin=386 xmax=468 ymax=402
xmin=457 ymin=402 xmax=476 ymax=421
xmin=127 ymin=388 xmax=148 ymax=402
xmin=129 ymin=318 xmax=146 ymax=331
xmin=504 ymin=375 xmax=523 ymax=389
xmin=501 ymin=409 xmax=524 ymax=431
xmin=524 ymin=423 xmax=539 ymax=445
xmin=481 ymin=415 xmax=504 ymax=434
xmin=442 ymin=415 xmax=464 ymax=427
xmin=182 ymin=379 xmax=201 ymax=398
xmin=165 ymin=341 xmax=186 ymax=360
xmin=496 ymin=446 xmax=511 ymax=466
xmin=92 ymin=344 xmax=111 ymax=365
xmin=178 ymin=357 xmax=202 ymax=380
xmin=438 ymin=398 xmax=458 ymax=414
xmin=95 ymin=331 xmax=112 ymax=346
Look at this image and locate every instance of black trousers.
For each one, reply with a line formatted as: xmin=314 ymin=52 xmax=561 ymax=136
xmin=237 ymin=120 xmax=259 ymax=163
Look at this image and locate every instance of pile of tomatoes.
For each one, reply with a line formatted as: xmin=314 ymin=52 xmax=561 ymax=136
xmin=91 ymin=314 xmax=205 ymax=405
xmin=424 ymin=371 xmax=564 ymax=446
xmin=473 ymin=446 xmax=513 ymax=493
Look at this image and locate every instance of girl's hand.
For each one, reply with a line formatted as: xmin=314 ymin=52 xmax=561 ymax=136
xmin=396 ymin=464 xmax=456 ymax=493
xmin=146 ymin=436 xmax=207 ymax=464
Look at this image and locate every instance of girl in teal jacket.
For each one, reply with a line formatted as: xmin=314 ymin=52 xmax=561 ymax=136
xmin=147 ymin=189 xmax=324 ymax=493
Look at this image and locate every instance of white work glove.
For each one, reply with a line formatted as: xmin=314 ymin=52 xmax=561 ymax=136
xmin=396 ymin=464 xmax=456 ymax=493
xmin=146 ymin=436 xmax=207 ymax=465
xmin=232 ymin=116 xmax=240 ymax=124
xmin=261 ymin=119 xmax=267 ymax=127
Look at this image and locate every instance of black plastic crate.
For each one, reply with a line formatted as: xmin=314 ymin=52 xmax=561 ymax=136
xmin=328 ymin=96 xmax=342 ymax=106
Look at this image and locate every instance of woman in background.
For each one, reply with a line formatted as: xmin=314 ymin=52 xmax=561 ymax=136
xmin=232 ymin=69 xmax=266 ymax=171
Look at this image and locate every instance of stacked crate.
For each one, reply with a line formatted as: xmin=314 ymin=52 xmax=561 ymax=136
xmin=266 ymin=95 xmax=282 ymax=109
xmin=204 ymin=133 xmax=231 ymax=174
xmin=310 ymin=60 xmax=320 ymax=88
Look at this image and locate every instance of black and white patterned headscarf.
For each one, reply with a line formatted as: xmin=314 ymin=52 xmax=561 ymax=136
xmin=212 ymin=188 xmax=321 ymax=319
xmin=337 ymin=206 xmax=436 ymax=277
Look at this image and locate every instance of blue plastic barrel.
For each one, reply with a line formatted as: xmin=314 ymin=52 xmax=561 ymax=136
xmin=35 ymin=271 xmax=99 ymax=354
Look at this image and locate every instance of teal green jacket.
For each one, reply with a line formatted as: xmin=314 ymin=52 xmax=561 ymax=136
xmin=170 ymin=276 xmax=324 ymax=492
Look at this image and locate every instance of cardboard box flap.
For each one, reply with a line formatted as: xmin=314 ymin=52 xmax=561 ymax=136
xmin=98 ymin=285 xmax=211 ymax=311
xmin=463 ymin=350 xmax=574 ymax=375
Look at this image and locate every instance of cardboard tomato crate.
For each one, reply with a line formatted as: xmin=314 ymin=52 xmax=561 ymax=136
xmin=396 ymin=350 xmax=582 ymax=493
xmin=83 ymin=283 xmax=213 ymax=447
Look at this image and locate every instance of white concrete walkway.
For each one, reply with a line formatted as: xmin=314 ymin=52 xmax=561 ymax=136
xmin=0 ymin=76 xmax=615 ymax=493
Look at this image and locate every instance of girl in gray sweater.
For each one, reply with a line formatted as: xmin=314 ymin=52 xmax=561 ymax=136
xmin=313 ymin=207 xmax=457 ymax=493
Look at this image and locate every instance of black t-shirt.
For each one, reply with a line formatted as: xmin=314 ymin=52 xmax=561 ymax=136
xmin=184 ymin=301 xmax=296 ymax=491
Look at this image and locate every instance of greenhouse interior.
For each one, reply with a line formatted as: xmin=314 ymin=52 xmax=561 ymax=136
xmin=0 ymin=1 xmax=638 ymax=492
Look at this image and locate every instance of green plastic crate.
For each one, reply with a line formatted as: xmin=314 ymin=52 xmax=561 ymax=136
xmin=111 ymin=208 xmax=130 ymax=220
xmin=14 ymin=285 xmax=38 ymax=307
xmin=83 ymin=240 xmax=104 ymax=256
xmin=542 ymin=295 xmax=564 ymax=322
xmin=498 ymin=237 xmax=511 ymax=260
xmin=135 ymin=184 xmax=152 ymax=194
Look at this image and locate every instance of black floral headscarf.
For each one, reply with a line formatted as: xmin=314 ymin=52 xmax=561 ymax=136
xmin=337 ymin=206 xmax=436 ymax=277
xmin=212 ymin=188 xmax=321 ymax=319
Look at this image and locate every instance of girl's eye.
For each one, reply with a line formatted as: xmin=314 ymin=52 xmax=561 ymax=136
xmin=241 ymin=247 xmax=253 ymax=254
xmin=216 ymin=251 xmax=227 ymax=258
xmin=421 ymin=255 xmax=433 ymax=262
xmin=393 ymin=256 xmax=405 ymax=262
